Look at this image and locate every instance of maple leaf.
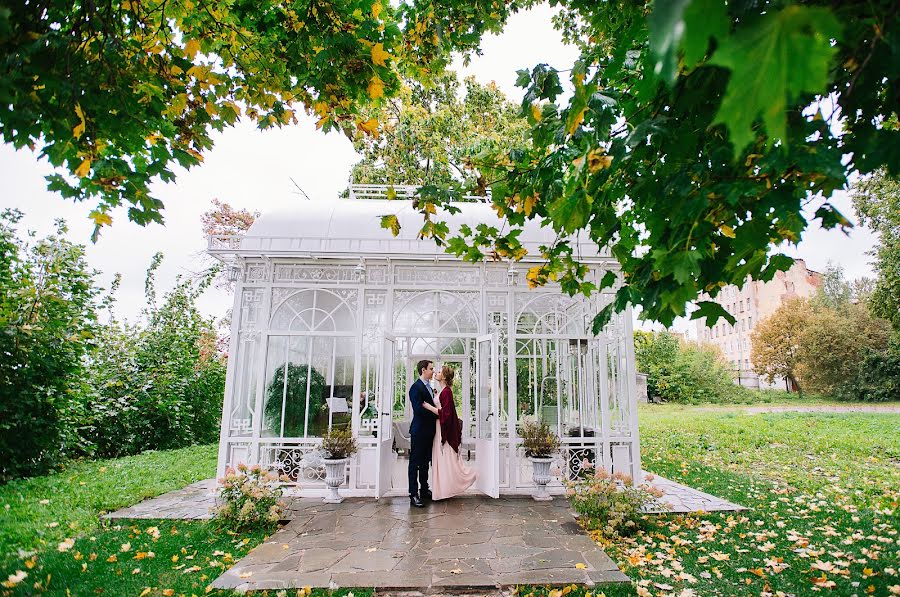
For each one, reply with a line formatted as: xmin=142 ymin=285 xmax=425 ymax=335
xmin=358 ymin=118 xmax=379 ymax=138
xmin=380 ymin=214 xmax=400 ymax=236
xmin=709 ymin=5 xmax=842 ymax=152
xmin=368 ymin=74 xmax=385 ymax=99
xmin=89 ymin=210 xmax=113 ymax=227
xmin=73 ymin=104 xmax=86 ymax=139
xmin=74 ymin=158 xmax=91 ymax=178
xmin=184 ymin=39 xmax=201 ymax=58
xmin=371 ymin=42 xmax=390 ymax=66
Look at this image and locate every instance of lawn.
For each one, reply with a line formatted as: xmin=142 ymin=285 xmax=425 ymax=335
xmin=580 ymin=406 xmax=900 ymax=596
xmin=1 ymin=407 xmax=898 ymax=596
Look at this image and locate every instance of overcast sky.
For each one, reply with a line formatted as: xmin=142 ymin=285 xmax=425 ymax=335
xmin=0 ymin=4 xmax=878 ymax=332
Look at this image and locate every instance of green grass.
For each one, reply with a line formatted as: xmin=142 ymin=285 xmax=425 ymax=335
xmin=0 ymin=444 xmax=217 ymax=568
xmin=566 ymin=409 xmax=900 ymax=596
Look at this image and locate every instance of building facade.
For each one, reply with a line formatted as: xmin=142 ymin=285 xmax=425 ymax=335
xmin=695 ymin=259 xmax=822 ymax=389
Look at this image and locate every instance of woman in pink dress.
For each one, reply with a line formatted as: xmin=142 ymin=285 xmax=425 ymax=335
xmin=431 ymin=365 xmax=476 ymax=500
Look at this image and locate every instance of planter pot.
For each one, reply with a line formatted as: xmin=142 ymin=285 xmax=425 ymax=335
xmin=529 ymin=456 xmax=554 ymax=501
xmin=322 ymin=458 xmax=348 ymax=504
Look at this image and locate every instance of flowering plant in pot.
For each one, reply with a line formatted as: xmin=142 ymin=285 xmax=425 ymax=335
xmin=320 ymin=426 xmax=358 ymax=503
xmin=520 ymin=419 xmax=560 ymax=501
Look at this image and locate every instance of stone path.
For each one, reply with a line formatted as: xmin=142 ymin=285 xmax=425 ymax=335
xmin=104 ymin=479 xmax=216 ymax=520
xmin=644 ymin=474 xmax=745 ymax=513
xmin=210 ymin=497 xmax=629 ymax=592
xmin=742 ymin=405 xmax=900 ymax=415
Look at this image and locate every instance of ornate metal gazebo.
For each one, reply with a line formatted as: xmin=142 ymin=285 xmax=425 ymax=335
xmin=208 ymin=187 xmax=641 ymax=498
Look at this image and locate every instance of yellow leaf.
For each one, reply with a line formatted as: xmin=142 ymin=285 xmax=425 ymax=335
xmin=186 ymin=148 xmax=204 ymax=162
xmin=106 ymin=554 xmax=117 ymax=563
xmin=586 ymin=147 xmax=613 ymax=172
xmin=530 ymin=103 xmax=542 ymax=122
xmin=184 ymin=39 xmax=201 ymax=58
xmin=315 ymin=115 xmax=330 ymax=129
xmin=139 ymin=589 xmax=151 ymax=597
xmin=162 ymin=590 xmax=175 ymax=597
xmin=567 ymin=108 xmax=586 ymax=135
xmin=371 ymin=42 xmax=390 ymax=66
xmin=357 ymin=117 xmax=379 ymax=138
xmin=171 ymin=555 xmax=179 ymax=563
xmin=372 ymin=2 xmax=382 ymax=19
xmin=380 ymin=214 xmax=400 ymax=236
xmin=74 ymin=157 xmax=92 ymax=178
xmin=367 ymin=74 xmax=384 ymax=99
xmin=719 ymin=224 xmax=736 ymax=238
xmin=73 ymin=104 xmax=86 ymax=139
xmin=205 ymin=102 xmax=217 ymax=117
xmin=575 ymin=563 xmax=587 ymax=569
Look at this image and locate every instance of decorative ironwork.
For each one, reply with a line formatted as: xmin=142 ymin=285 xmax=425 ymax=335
xmin=273 ymin=264 xmax=360 ymax=284
xmin=259 ymin=443 xmax=327 ymax=484
xmin=394 ymin=265 xmax=482 ymax=287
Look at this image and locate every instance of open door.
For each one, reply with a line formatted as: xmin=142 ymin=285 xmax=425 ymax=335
xmin=474 ymin=333 xmax=500 ymax=498
xmin=375 ymin=334 xmax=396 ymax=499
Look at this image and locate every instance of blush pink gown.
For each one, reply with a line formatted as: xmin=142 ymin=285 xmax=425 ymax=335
xmin=431 ymin=388 xmax=476 ymax=500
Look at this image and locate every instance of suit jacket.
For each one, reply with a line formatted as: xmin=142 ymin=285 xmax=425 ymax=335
xmin=408 ymin=378 xmax=437 ymax=438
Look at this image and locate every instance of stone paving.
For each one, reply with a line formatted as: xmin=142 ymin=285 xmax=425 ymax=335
xmin=210 ymin=497 xmax=630 ymax=592
xmin=104 ymin=479 xmax=216 ymax=520
xmin=644 ymin=474 xmax=746 ymax=513
xmin=102 ymin=472 xmax=744 ymax=590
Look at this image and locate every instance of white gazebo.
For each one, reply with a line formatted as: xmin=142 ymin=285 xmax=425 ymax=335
xmin=208 ymin=187 xmax=641 ymax=498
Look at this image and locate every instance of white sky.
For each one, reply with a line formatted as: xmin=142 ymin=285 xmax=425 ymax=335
xmin=0 ymin=4 xmax=878 ymax=331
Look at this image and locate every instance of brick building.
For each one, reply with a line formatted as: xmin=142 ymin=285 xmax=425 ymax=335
xmin=695 ymin=259 xmax=822 ymax=389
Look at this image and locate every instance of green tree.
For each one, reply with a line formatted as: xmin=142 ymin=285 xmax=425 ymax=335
xmin=350 ymin=73 xmax=529 ymax=190
xmin=635 ymin=330 xmax=737 ymax=403
xmin=851 ymin=169 xmax=900 ymax=333
xmin=750 ymin=298 xmax=811 ymax=392
xmin=2 ymin=1 xmax=897 ymax=327
xmin=0 ymin=211 xmax=98 ymax=480
xmin=796 ymin=303 xmax=892 ymax=396
xmin=84 ymin=254 xmax=226 ymax=457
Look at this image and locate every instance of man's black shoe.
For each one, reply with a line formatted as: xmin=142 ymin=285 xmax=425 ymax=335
xmin=422 ymin=490 xmax=433 ymax=502
xmin=410 ymin=495 xmax=425 ymax=508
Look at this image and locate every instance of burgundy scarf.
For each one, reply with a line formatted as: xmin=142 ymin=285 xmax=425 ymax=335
xmin=438 ymin=387 xmax=462 ymax=452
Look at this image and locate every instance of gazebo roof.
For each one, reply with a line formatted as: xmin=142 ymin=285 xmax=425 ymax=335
xmin=208 ymin=196 xmax=610 ymax=263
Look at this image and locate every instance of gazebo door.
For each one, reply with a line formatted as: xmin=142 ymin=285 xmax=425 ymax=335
xmin=375 ymin=334 xmax=396 ymax=499
xmin=474 ymin=333 xmax=500 ymax=498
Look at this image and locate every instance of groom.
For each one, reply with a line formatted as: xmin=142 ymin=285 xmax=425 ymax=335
xmin=408 ymin=359 xmax=436 ymax=507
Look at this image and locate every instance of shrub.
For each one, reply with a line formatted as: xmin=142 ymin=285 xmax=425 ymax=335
xmin=264 ymin=363 xmax=327 ymax=437
xmin=635 ymin=331 xmax=740 ymax=403
xmin=841 ymin=343 xmax=900 ymax=402
xmin=82 ymin=256 xmax=226 ymax=458
xmin=567 ymin=467 xmax=665 ymax=538
xmin=213 ymin=463 xmax=286 ymax=532
xmin=0 ymin=212 xmax=98 ymax=480
xmin=520 ymin=419 xmax=560 ymax=458
xmin=321 ymin=427 xmax=358 ymax=460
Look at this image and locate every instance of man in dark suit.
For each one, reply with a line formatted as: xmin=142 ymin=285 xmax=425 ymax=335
xmin=408 ymin=359 xmax=437 ymax=507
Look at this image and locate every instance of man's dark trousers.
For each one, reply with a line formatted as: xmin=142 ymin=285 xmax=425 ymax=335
xmin=408 ymin=378 xmax=437 ymax=498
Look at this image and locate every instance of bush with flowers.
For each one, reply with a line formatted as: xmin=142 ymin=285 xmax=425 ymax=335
xmin=567 ymin=464 xmax=666 ymax=538
xmin=213 ymin=462 xmax=287 ymax=532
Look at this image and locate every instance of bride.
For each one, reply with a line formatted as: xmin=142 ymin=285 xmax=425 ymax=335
xmin=430 ymin=364 xmax=476 ymax=500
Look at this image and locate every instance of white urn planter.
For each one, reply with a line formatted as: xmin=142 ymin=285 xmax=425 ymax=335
xmin=322 ymin=458 xmax=348 ymax=504
xmin=529 ymin=456 xmax=554 ymax=501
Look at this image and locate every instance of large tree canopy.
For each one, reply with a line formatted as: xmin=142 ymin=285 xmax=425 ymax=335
xmin=1 ymin=0 xmax=897 ymax=327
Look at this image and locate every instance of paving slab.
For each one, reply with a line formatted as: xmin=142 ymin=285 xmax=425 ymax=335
xmin=210 ymin=496 xmax=629 ymax=591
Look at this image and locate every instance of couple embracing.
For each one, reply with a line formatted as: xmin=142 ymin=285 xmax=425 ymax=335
xmin=407 ymin=360 xmax=476 ymax=507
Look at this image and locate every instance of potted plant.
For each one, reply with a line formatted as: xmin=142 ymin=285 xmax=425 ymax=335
xmin=521 ymin=419 xmax=561 ymax=501
xmin=320 ymin=426 xmax=358 ymax=504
